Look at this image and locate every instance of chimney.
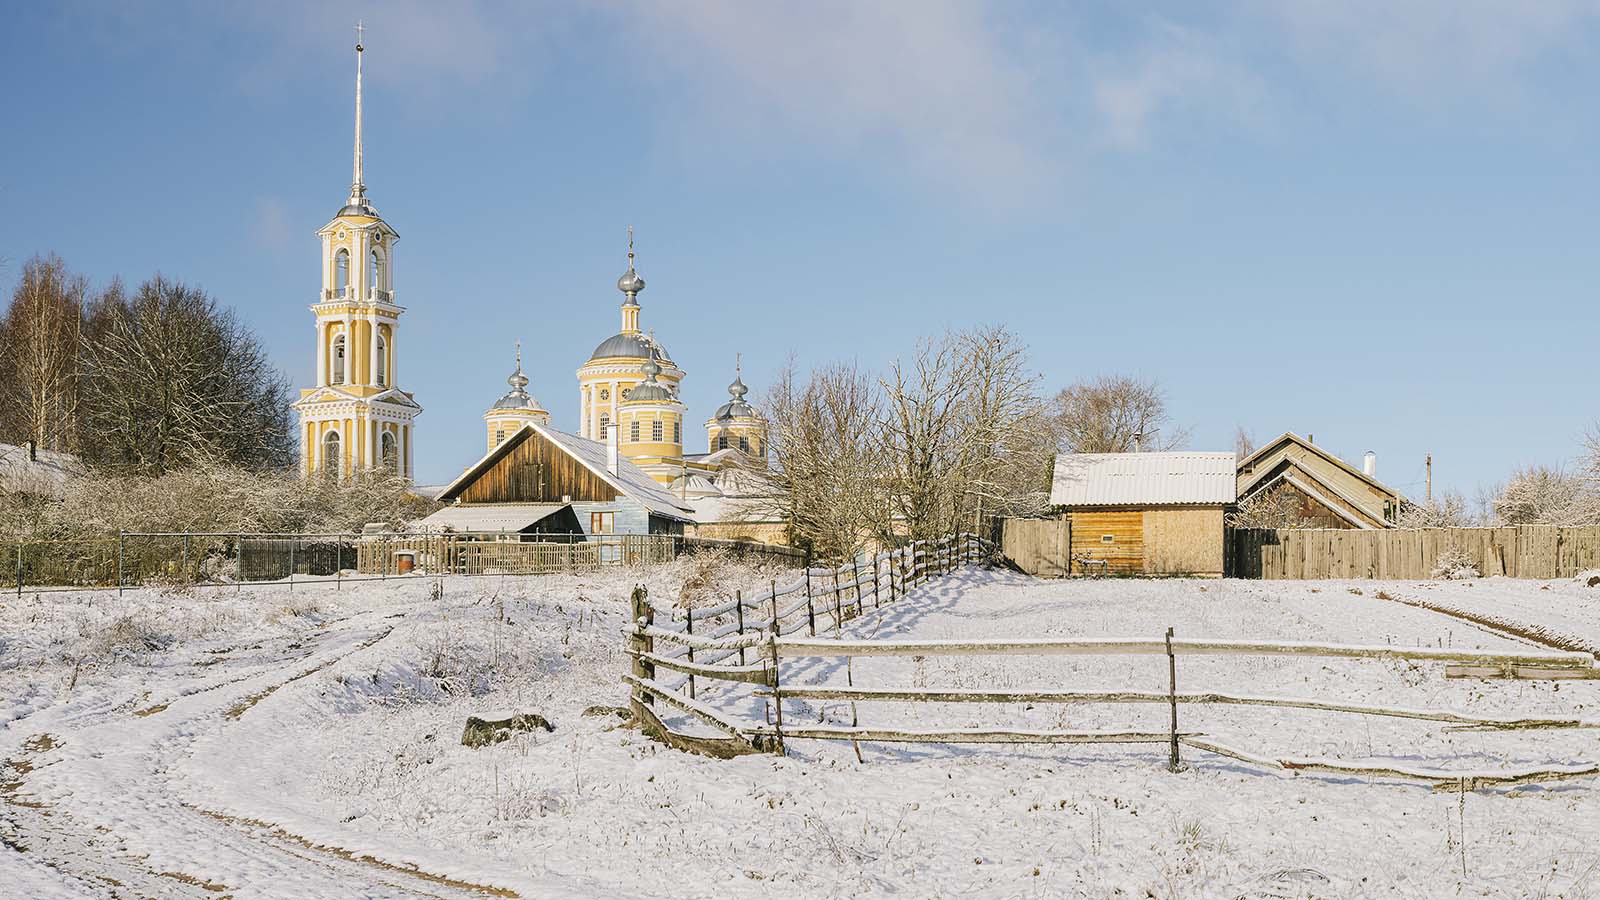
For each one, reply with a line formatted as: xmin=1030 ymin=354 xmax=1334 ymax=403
xmin=1363 ymin=450 xmax=1376 ymax=478
xmin=606 ymin=422 xmax=619 ymax=475
xmin=26 ymin=439 xmax=37 ymax=462
xmin=1307 ymin=433 xmax=1314 ymax=445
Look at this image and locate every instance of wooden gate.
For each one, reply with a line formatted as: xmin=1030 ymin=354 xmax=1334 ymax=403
xmin=1001 ymin=518 xmax=1071 ymax=577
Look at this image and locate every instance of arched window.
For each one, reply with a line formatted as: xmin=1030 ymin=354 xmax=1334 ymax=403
xmin=331 ymin=334 xmax=346 ymax=384
xmin=380 ymin=431 xmax=397 ymax=470
xmin=335 ymin=249 xmax=350 ymax=297
xmin=629 ymin=421 xmax=640 ymax=442
xmin=323 ymin=431 xmax=342 ymax=476
xmin=370 ymin=249 xmax=383 ymax=295
xmin=375 ymin=334 xmax=388 ymax=386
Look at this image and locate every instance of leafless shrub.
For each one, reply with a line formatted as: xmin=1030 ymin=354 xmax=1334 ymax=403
xmin=1228 ymin=484 xmax=1315 ymax=529
xmin=1431 ymin=546 xmax=1481 ymax=580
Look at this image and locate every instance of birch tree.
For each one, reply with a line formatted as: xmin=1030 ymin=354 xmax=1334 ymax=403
xmin=0 ymin=254 xmax=86 ymax=452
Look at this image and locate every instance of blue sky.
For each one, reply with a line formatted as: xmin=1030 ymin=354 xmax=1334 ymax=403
xmin=2 ymin=1 xmax=1597 ymax=494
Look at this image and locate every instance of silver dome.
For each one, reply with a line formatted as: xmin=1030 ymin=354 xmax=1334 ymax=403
xmin=617 ymin=267 xmax=645 ymax=296
xmin=589 ymin=332 xmax=670 ymax=362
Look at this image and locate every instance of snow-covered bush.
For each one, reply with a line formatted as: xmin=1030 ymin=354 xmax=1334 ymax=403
xmin=1395 ymin=491 xmax=1475 ymax=528
xmin=1490 ymin=465 xmax=1600 ymax=526
xmin=1430 ymin=546 xmax=1480 ymax=580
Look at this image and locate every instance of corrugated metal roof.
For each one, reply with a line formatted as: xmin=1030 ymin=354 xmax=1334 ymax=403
xmin=1050 ymin=452 xmax=1237 ymax=507
xmin=416 ymin=504 xmax=571 ymax=532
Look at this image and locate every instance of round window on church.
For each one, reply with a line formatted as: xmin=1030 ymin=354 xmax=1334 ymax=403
xmin=599 ymin=389 xmax=610 ymax=400
xmin=620 ymin=388 xmax=631 ymax=400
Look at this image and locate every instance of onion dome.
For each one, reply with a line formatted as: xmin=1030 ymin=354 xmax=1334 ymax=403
xmin=713 ymin=358 xmax=755 ymax=420
xmin=626 ymin=347 xmax=675 ymax=403
xmin=492 ymin=343 xmax=544 ymax=410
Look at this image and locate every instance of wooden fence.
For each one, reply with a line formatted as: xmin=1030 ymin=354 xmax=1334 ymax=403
xmin=623 ymin=538 xmax=1600 ymax=790
xmin=1230 ymin=525 xmax=1600 ymax=580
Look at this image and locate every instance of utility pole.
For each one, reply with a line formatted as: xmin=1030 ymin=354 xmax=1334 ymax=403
xmin=1426 ymin=454 xmax=1433 ymax=503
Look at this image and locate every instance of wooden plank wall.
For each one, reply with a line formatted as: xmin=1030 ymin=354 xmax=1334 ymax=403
xmin=1069 ymin=511 xmax=1144 ymax=575
xmin=1230 ymin=525 xmax=1600 ymax=580
xmin=1000 ymin=517 xmax=1070 ymax=577
xmin=456 ymin=431 xmax=618 ymax=505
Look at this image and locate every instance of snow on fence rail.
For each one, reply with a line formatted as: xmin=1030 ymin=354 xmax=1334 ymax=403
xmin=622 ymin=539 xmax=1600 ymax=790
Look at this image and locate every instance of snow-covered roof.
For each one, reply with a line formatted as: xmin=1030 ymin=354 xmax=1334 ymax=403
xmin=1050 ymin=452 xmax=1237 ymax=507
xmin=0 ymin=442 xmax=84 ymax=498
xmin=415 ymin=503 xmax=571 ymax=532
xmin=687 ymin=493 xmax=782 ymax=525
xmin=536 ymin=426 xmax=695 ymax=519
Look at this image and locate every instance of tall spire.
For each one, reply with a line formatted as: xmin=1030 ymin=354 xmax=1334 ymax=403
xmin=349 ymin=20 xmax=367 ymax=208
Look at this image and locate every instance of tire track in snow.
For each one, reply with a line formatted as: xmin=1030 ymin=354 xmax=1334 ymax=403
xmin=1369 ymin=589 xmax=1600 ymax=658
xmin=0 ymin=607 xmax=509 ymax=898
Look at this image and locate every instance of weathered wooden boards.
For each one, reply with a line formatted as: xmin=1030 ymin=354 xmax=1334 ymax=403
xmin=1231 ymin=525 xmax=1600 ymax=580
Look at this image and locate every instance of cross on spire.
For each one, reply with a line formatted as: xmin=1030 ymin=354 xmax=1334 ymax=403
xmin=349 ymin=20 xmax=367 ymax=206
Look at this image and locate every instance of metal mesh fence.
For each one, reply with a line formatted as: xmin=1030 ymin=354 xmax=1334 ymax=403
xmin=5 ymin=532 xmax=804 ymax=596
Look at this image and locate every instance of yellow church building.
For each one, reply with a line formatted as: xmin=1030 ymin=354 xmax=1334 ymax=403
xmin=293 ymin=32 xmax=421 ymax=479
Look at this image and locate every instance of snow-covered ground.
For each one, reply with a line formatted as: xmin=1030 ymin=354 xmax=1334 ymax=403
xmin=4 ymin=565 xmax=1600 ymax=898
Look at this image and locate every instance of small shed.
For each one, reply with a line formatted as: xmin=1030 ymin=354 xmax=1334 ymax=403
xmin=1047 ymin=452 xmax=1236 ymax=576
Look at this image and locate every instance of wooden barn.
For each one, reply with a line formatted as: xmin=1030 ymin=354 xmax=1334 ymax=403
xmin=421 ymin=423 xmax=695 ymax=536
xmin=1032 ymin=451 xmax=1237 ymax=576
xmin=1236 ymin=433 xmax=1401 ymax=529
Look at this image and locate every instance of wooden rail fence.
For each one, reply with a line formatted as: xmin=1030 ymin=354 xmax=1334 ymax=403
xmin=623 ymin=537 xmax=1600 ymax=790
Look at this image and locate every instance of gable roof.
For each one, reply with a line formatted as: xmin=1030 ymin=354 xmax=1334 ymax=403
xmin=416 ymin=503 xmax=572 ymax=532
xmin=1237 ymin=432 xmax=1398 ymax=500
xmin=1050 ymin=452 xmax=1237 ymax=507
xmin=437 ymin=423 xmax=694 ymax=520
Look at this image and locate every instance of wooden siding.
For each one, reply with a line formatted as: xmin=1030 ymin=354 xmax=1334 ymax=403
xmin=1230 ymin=525 xmax=1600 ymax=580
xmin=454 ymin=430 xmax=618 ymax=505
xmin=1001 ymin=517 xmax=1071 ymax=578
xmin=1068 ymin=510 xmax=1144 ymax=574
xmin=1142 ymin=508 xmax=1225 ymax=576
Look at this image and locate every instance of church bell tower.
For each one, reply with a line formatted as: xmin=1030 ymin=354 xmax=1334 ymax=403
xmin=292 ymin=24 xmax=422 ymax=479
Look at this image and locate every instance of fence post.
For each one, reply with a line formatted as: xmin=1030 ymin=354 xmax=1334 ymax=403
xmin=871 ymin=554 xmax=881 ymax=608
xmin=683 ymin=604 xmax=696 ymax=700
xmin=769 ymin=580 xmax=780 ymax=638
xmin=889 ymin=556 xmax=899 ymax=605
xmin=735 ymin=591 xmax=746 ymax=666
xmin=768 ymin=631 xmax=784 ymax=755
xmin=1166 ymin=626 xmax=1180 ymax=772
xmin=116 ymin=531 xmax=125 ymax=596
xmin=628 ymin=584 xmax=654 ymax=706
xmin=15 ymin=543 xmax=22 ymax=599
xmin=832 ymin=568 xmax=843 ymax=632
xmin=182 ymin=534 xmax=190 ymax=581
xmin=806 ymin=589 xmax=816 ymax=636
xmin=288 ymin=537 xmax=295 ymax=593
xmin=851 ymin=557 xmax=862 ymax=616
xmin=237 ymin=533 xmax=244 ymax=593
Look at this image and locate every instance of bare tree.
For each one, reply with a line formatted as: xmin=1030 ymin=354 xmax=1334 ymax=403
xmin=755 ymin=360 xmax=888 ymax=560
xmin=77 ymin=276 xmax=295 ymax=473
xmin=879 ymin=326 xmax=1051 ymax=541
xmin=0 ymin=254 xmax=86 ymax=452
xmin=1234 ymin=426 xmax=1256 ymax=461
xmin=1052 ymin=375 xmax=1189 ymax=453
xmin=1491 ymin=465 xmax=1600 ymax=526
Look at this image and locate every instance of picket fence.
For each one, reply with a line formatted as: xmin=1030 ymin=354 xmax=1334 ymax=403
xmin=623 ymin=535 xmax=1600 ymax=790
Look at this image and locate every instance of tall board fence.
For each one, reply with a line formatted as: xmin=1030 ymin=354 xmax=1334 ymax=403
xmin=1230 ymin=525 xmax=1600 ymax=580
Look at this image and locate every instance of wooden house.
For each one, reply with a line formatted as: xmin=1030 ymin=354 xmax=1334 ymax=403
xmin=1236 ymin=433 xmax=1401 ymax=529
xmin=1047 ymin=452 xmax=1236 ymax=576
xmin=421 ymin=423 xmax=695 ymax=536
